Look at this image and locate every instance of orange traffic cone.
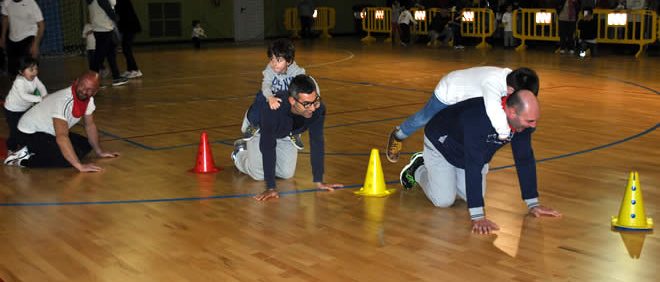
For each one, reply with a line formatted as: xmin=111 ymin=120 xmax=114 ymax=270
xmin=190 ymin=131 xmax=221 ymax=173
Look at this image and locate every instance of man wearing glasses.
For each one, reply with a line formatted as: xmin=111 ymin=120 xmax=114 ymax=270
xmin=232 ymin=74 xmax=343 ymax=201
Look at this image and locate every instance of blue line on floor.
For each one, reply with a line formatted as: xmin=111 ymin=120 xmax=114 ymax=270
xmin=1 ymin=123 xmax=656 ymax=207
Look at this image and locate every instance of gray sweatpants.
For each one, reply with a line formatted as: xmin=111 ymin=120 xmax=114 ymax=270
xmin=233 ymin=133 xmax=298 ymax=181
xmin=415 ymin=136 xmax=489 ymax=213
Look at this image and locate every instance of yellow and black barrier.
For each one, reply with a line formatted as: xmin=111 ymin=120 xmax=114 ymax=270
xmin=460 ymin=8 xmax=495 ymax=48
xmin=513 ymin=8 xmax=657 ymax=57
xmin=360 ymin=7 xmax=393 ymax=43
xmin=410 ymin=8 xmax=429 ymax=36
xmin=592 ymin=9 xmax=657 ymax=58
xmin=512 ymin=9 xmax=559 ymax=51
xmin=284 ymin=7 xmax=336 ymax=39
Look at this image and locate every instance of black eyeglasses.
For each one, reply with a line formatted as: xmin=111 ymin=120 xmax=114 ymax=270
xmin=295 ymin=95 xmax=321 ymax=109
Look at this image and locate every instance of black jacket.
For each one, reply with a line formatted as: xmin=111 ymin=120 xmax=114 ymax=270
xmin=116 ymin=0 xmax=142 ymax=33
xmin=557 ymin=0 xmax=582 ymax=21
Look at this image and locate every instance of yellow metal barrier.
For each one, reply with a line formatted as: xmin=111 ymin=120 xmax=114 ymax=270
xmin=284 ymin=7 xmax=336 ymax=39
xmin=513 ymin=8 xmax=657 ymax=57
xmin=460 ymin=8 xmax=495 ymax=49
xmin=360 ymin=7 xmax=392 ymax=43
xmin=512 ymin=9 xmax=559 ymax=51
xmin=592 ymin=9 xmax=657 ymax=58
xmin=410 ymin=8 xmax=429 ymax=35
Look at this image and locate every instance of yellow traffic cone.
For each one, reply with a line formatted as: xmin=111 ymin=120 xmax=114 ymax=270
xmin=355 ymin=149 xmax=396 ymax=197
xmin=611 ymin=171 xmax=653 ymax=230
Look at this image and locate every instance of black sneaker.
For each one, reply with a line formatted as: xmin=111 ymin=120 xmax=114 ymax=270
xmin=242 ymin=124 xmax=260 ymax=141
xmin=231 ymin=139 xmax=247 ymax=162
xmin=290 ymin=133 xmax=304 ymax=150
xmin=112 ymin=77 xmax=129 ymax=86
xmin=400 ymin=152 xmax=424 ymax=190
xmin=386 ymin=127 xmax=403 ymax=163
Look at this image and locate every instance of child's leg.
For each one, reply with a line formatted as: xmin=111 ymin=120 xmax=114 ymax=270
xmin=246 ymin=91 xmax=267 ymax=128
xmin=87 ymin=50 xmax=95 ymax=70
xmin=589 ymin=42 xmax=597 ymax=56
xmin=396 ymin=94 xmax=448 ymax=139
xmin=4 ymin=109 xmax=25 ymax=152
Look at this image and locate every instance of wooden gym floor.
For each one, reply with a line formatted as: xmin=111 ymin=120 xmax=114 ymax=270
xmin=0 ymin=38 xmax=658 ymax=281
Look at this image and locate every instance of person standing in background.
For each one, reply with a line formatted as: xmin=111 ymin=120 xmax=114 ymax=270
xmin=116 ymin=0 xmax=143 ymax=79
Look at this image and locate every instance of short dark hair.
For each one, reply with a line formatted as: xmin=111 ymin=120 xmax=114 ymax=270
xmin=192 ymin=20 xmax=200 ymax=27
xmin=18 ymin=57 xmax=39 ymax=74
xmin=506 ymin=67 xmax=539 ymax=95
xmin=267 ymin=38 xmax=296 ymax=63
xmin=288 ymin=75 xmax=317 ymax=99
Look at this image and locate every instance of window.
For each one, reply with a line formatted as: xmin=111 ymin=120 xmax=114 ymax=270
xmin=149 ymin=3 xmax=182 ymax=38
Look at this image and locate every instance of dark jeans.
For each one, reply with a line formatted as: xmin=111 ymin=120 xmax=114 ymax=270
xmin=121 ymin=32 xmax=139 ymax=71
xmin=92 ymin=31 xmax=121 ymax=79
xmin=559 ymin=21 xmax=576 ymax=50
xmin=3 ymin=108 xmax=26 ymax=152
xmin=7 ymin=36 xmax=34 ymax=77
xmin=300 ymin=16 xmax=314 ymax=38
xmin=449 ymin=23 xmax=462 ymax=45
xmin=192 ymin=37 xmax=201 ymax=49
xmin=21 ymin=132 xmax=92 ymax=168
xmin=399 ymin=23 xmax=411 ymax=44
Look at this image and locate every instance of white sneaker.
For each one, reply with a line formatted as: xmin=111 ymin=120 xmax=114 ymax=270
xmin=120 ymin=71 xmax=132 ymax=78
xmin=4 ymin=146 xmax=32 ymax=167
xmin=126 ymin=70 xmax=143 ymax=79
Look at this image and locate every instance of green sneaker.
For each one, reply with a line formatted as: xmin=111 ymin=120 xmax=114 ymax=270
xmin=399 ymin=152 xmax=424 ymax=190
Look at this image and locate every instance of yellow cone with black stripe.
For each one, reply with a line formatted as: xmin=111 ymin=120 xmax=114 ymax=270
xmin=355 ymin=149 xmax=396 ymax=197
xmin=612 ymin=171 xmax=653 ymax=230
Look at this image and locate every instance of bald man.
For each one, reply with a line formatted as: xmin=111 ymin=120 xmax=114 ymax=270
xmin=399 ymin=90 xmax=561 ymax=234
xmin=4 ymin=71 xmax=119 ymax=171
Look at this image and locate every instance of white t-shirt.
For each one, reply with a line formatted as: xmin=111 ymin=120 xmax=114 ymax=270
xmin=82 ymin=23 xmax=96 ymax=50
xmin=18 ymin=86 xmax=96 ymax=136
xmin=4 ymin=75 xmax=48 ymax=112
xmin=89 ymin=0 xmax=116 ymax=32
xmin=192 ymin=26 xmax=206 ymax=38
xmin=1 ymin=0 xmax=44 ymax=42
xmin=434 ymin=66 xmax=512 ymax=139
xmin=502 ymin=12 xmax=512 ymax=32
xmin=398 ymin=10 xmax=417 ymax=25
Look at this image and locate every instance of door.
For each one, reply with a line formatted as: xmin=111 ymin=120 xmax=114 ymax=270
xmin=233 ymin=0 xmax=264 ymax=41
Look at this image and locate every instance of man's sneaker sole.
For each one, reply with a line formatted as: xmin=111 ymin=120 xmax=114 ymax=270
xmin=386 ymin=127 xmax=403 ymax=163
xmin=290 ymin=134 xmax=304 ymax=150
xmin=112 ymin=79 xmax=129 ymax=86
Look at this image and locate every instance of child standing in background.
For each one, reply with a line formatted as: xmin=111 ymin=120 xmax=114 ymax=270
xmin=3 ymin=57 xmax=47 ymax=155
xmin=397 ymin=5 xmax=417 ymax=46
xmin=502 ymin=4 xmax=514 ymax=47
xmin=577 ymin=8 xmax=597 ymax=57
xmin=82 ymin=22 xmax=107 ymax=77
xmin=192 ymin=20 xmax=207 ymax=49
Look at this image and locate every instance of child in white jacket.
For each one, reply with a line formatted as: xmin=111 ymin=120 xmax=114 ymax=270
xmin=3 ymin=57 xmax=48 ymax=154
xmin=398 ymin=6 xmax=418 ymax=46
